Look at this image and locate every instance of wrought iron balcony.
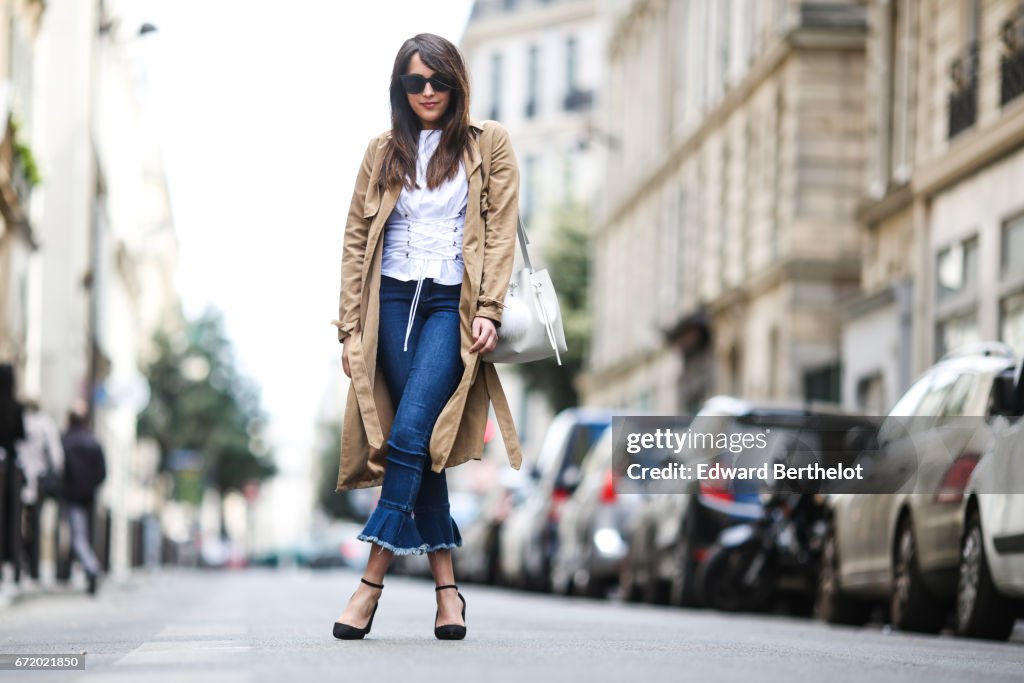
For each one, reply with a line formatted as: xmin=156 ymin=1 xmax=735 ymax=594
xmin=1000 ymin=14 xmax=1024 ymax=106
xmin=948 ymin=42 xmax=979 ymax=139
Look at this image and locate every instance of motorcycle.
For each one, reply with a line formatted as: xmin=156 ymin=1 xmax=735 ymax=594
xmin=695 ymin=489 xmax=828 ymax=615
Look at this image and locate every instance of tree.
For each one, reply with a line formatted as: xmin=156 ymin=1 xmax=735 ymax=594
xmin=138 ymin=308 xmax=277 ymax=538
xmin=514 ymin=201 xmax=592 ymax=412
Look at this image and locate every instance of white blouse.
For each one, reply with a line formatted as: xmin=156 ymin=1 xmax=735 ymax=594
xmin=380 ymin=128 xmax=469 ymax=351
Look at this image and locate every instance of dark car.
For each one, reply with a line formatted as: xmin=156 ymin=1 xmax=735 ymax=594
xmin=622 ymin=396 xmax=874 ymax=608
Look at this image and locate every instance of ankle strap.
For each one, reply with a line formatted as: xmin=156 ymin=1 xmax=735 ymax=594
xmin=361 ymin=577 xmax=384 ymax=589
xmin=435 ymin=583 xmax=458 ymax=591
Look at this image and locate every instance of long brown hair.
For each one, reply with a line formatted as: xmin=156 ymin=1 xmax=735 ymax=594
xmin=378 ymin=33 xmax=473 ymax=194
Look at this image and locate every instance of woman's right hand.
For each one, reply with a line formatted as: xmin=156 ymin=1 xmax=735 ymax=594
xmin=342 ymin=341 xmax=352 ymax=379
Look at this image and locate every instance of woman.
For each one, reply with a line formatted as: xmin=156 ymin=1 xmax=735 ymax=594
xmin=331 ymin=33 xmax=524 ymax=641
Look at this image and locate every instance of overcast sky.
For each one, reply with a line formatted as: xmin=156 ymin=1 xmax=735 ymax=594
xmin=133 ymin=1 xmax=474 ymax=480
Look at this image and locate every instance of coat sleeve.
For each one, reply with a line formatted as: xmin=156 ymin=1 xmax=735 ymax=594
xmin=332 ymin=135 xmax=379 ymax=343
xmin=476 ymin=123 xmax=520 ymax=327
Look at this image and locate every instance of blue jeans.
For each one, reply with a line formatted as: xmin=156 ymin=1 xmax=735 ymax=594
xmin=357 ymin=274 xmax=465 ymax=556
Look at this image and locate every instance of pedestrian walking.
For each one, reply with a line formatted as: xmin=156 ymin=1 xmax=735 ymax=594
xmin=331 ymin=32 xmax=523 ymax=641
xmin=61 ymin=407 xmax=106 ymax=595
xmin=0 ymin=364 xmax=25 ymax=585
xmin=17 ymin=399 xmax=65 ymax=580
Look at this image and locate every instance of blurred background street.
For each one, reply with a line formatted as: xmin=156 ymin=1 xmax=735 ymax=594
xmin=1 ymin=0 xmax=1024 ymax=679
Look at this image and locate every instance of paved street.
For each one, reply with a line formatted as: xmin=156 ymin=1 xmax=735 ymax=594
xmin=0 ymin=568 xmax=1022 ymax=682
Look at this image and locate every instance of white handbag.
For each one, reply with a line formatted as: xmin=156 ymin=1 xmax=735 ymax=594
xmin=481 ymin=215 xmax=568 ymax=365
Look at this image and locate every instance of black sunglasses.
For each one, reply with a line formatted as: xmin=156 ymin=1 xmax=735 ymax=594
xmin=399 ymin=73 xmax=454 ymax=94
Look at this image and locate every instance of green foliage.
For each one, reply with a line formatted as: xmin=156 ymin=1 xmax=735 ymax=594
xmin=138 ymin=309 xmax=277 ymax=501
xmin=513 ymin=201 xmax=592 ymax=412
xmin=10 ymin=117 xmax=42 ymax=188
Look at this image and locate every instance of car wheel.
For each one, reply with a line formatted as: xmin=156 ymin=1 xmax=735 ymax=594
xmin=619 ymin=551 xmax=643 ymax=603
xmin=643 ymin=552 xmax=671 ymax=606
xmin=814 ymin=523 xmax=871 ymax=625
xmin=550 ymin=554 xmax=573 ymax=596
xmin=955 ymin=510 xmax=1016 ymax=641
xmin=891 ymin=518 xmax=946 ymax=633
xmin=668 ymin=516 xmax=700 ymax=607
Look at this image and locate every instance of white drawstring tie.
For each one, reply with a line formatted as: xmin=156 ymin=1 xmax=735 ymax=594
xmin=389 ymin=211 xmax=465 ymax=352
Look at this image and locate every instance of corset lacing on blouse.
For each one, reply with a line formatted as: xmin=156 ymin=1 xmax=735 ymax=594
xmin=384 ymin=204 xmax=467 ymax=352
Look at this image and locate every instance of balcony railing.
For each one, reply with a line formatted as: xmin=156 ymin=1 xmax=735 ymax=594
xmin=1000 ymin=14 xmax=1024 ymax=106
xmin=948 ymin=42 xmax=979 ymax=139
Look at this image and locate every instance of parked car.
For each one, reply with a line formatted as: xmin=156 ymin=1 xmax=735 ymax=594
xmin=498 ymin=407 xmax=614 ymax=591
xmin=957 ymin=354 xmax=1024 ymax=640
xmin=305 ymin=522 xmax=371 ymax=570
xmin=817 ymin=342 xmax=1018 ymax=632
xmin=390 ymin=490 xmax=484 ymax=577
xmin=550 ymin=419 xmax=675 ymax=598
xmin=456 ymin=467 xmax=532 ymax=585
xmin=623 ymin=396 xmax=876 ymax=609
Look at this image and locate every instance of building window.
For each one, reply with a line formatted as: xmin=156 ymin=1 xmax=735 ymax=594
xmin=526 ymin=44 xmax=539 ymax=118
xmin=1000 ymin=3 xmax=1024 ymax=105
xmin=856 ymin=373 xmax=887 ymax=414
xmin=563 ymin=35 xmax=593 ymax=111
xmin=489 ymin=52 xmax=503 ymax=121
xmin=935 ymin=235 xmax=979 ymax=303
xmin=1001 ymin=290 xmax=1024 ymax=354
xmin=804 ymin=363 xmax=841 ymax=404
xmin=936 ymin=310 xmax=981 ymax=358
xmin=1002 ymin=212 xmax=1024 ymax=276
xmin=948 ymin=0 xmax=981 ymax=138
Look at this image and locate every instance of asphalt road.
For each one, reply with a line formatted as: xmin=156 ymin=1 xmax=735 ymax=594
xmin=0 ymin=567 xmax=1022 ymax=683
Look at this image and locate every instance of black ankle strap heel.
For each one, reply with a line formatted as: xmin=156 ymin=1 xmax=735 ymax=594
xmin=333 ymin=578 xmax=385 ymax=640
xmin=434 ymin=584 xmax=467 ymax=640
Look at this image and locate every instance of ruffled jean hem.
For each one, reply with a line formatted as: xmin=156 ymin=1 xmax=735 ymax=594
xmin=357 ymin=534 xmax=430 ymax=556
xmin=356 ymin=535 xmax=464 ymax=556
xmin=357 ymin=503 xmax=464 ymax=556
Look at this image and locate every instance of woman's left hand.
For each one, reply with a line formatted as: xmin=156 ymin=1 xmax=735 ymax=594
xmin=469 ymin=316 xmax=499 ymax=354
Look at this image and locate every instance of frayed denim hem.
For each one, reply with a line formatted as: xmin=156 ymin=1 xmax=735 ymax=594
xmin=423 ymin=539 xmax=463 ymax=552
xmin=357 ymin=534 xmax=463 ymax=556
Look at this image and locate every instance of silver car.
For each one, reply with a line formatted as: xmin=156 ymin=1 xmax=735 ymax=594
xmin=818 ymin=342 xmax=1017 ymax=632
xmin=957 ymin=354 xmax=1024 ymax=640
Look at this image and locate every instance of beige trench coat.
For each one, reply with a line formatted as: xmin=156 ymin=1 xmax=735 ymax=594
xmin=332 ymin=119 xmax=524 ymax=492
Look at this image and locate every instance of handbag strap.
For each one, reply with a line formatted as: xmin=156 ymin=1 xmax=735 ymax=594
xmin=516 ymin=216 xmax=533 ymax=273
xmin=477 ymin=122 xmax=534 ymax=274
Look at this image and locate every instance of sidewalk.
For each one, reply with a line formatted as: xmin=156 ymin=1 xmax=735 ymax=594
xmin=0 ymin=561 xmax=165 ymax=613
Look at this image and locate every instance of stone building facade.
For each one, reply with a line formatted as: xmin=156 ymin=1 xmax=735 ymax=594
xmin=582 ymin=0 xmax=868 ymax=413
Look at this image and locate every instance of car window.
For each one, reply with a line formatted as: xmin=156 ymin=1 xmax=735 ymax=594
xmin=915 ymin=369 xmax=959 ymax=416
xmin=581 ymin=431 xmax=612 ymax=477
xmin=535 ymin=413 xmax=574 ymax=476
xmin=556 ymin=421 xmax=610 ymax=489
xmin=888 ymin=372 xmax=934 ymax=417
xmin=939 ymin=373 xmax=975 ymax=417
